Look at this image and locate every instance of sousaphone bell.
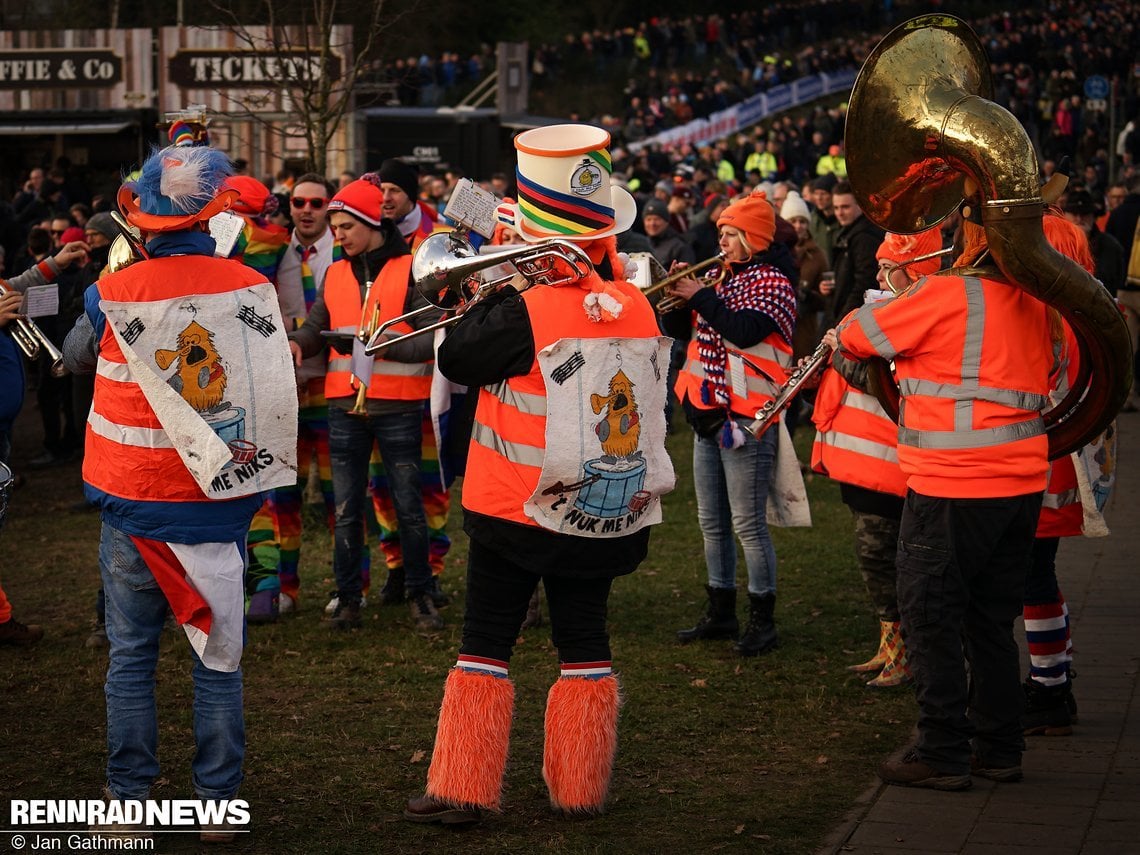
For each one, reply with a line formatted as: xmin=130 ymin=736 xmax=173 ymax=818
xmin=844 ymin=14 xmax=1132 ymax=458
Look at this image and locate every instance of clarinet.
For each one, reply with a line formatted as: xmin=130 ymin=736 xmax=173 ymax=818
xmin=749 ymin=340 xmax=834 ymax=435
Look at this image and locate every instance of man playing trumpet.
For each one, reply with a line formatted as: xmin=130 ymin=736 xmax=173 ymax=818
xmin=287 ymin=175 xmax=444 ymax=633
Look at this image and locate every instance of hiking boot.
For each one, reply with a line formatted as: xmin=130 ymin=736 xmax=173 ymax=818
xmin=677 ymin=585 xmax=738 ymax=643
xmin=85 ymin=622 xmax=109 ymax=649
xmin=327 ymin=601 xmax=362 ymax=631
xmin=408 ymin=590 xmax=444 ymax=632
xmin=735 ymin=593 xmax=778 ymax=657
xmin=199 ymin=809 xmax=241 ymax=844
xmin=246 ymin=589 xmax=279 ymax=624
xmin=1022 ymin=678 xmax=1074 ymax=736
xmin=878 ymin=749 xmax=971 ymax=791
xmin=379 ymin=567 xmax=406 ymax=605
xmin=89 ymin=787 xmax=152 ymax=841
xmin=325 ymin=593 xmax=366 ymax=616
xmin=429 ymin=576 xmax=451 ymax=608
xmin=970 ymin=754 xmax=1023 ymax=783
xmin=403 ymin=794 xmax=481 ymax=825
xmin=0 ymin=616 xmax=44 ymax=645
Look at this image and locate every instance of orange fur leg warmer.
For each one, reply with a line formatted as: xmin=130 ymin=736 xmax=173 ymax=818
xmin=425 ymin=668 xmax=515 ymax=810
xmin=542 ymin=675 xmax=621 ymax=813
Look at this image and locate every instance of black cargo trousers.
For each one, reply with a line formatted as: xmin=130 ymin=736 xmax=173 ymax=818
xmin=896 ymin=489 xmax=1044 ymax=774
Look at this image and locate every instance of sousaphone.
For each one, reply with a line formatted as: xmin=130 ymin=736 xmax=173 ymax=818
xmin=845 ymin=14 xmax=1132 ymax=459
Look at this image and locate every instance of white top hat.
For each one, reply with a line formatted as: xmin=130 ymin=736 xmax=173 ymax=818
xmin=496 ymin=124 xmax=637 ymax=243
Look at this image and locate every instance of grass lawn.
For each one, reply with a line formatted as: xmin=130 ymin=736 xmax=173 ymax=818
xmin=0 ymin=419 xmax=917 ymax=853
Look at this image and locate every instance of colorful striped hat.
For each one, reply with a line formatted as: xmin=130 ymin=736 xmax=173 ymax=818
xmin=496 ymin=124 xmax=635 ymax=243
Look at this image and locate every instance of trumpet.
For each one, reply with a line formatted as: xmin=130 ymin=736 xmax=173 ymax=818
xmin=642 ymin=253 xmax=730 ymax=313
xmin=0 ymin=280 xmax=66 ymax=377
xmin=749 ymin=340 xmax=834 ymax=436
xmin=364 ymin=231 xmax=592 ymax=357
xmin=348 ymin=278 xmax=380 ymax=417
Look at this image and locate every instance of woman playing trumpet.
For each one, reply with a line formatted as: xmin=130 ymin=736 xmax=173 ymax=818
xmin=660 ymin=190 xmax=798 ymax=656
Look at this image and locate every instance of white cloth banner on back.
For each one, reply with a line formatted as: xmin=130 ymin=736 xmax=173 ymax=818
xmin=525 ymin=336 xmax=676 ymax=537
xmin=101 ymin=281 xmax=299 ymax=498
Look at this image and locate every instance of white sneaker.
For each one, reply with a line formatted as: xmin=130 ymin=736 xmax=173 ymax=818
xmin=324 ymin=594 xmax=366 ymax=615
xmin=279 ymin=592 xmax=296 ymax=614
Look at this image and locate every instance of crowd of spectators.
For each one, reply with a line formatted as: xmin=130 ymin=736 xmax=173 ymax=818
xmin=366 ymin=0 xmax=1138 ymax=203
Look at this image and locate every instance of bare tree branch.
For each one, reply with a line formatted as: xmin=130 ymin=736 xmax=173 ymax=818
xmin=199 ymin=0 xmax=398 ymax=175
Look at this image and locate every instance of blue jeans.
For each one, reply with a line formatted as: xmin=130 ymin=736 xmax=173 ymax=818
xmin=329 ymin=407 xmax=431 ymax=602
xmin=692 ymin=426 xmax=778 ymax=596
xmin=100 ymin=523 xmax=245 ymax=800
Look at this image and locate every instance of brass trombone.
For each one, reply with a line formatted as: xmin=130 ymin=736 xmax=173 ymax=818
xmin=363 ymin=231 xmax=593 ymax=357
xmin=0 ymin=280 xmax=66 ymax=377
xmin=641 ymin=253 xmax=730 ymax=313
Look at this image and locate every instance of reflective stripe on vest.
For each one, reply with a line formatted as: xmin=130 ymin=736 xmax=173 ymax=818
xmin=88 ymin=409 xmax=174 ymax=449
xmin=461 ymin=275 xmax=662 ymax=526
xmin=470 ymin=410 xmax=546 ymax=469
xmin=677 ymin=333 xmax=791 ymax=412
xmin=815 ymin=430 xmax=899 ymax=464
xmin=810 ymin=373 xmax=906 ymax=496
xmin=895 ymin=276 xmax=1046 ymax=451
xmin=83 ymin=255 xmax=270 ymax=502
xmin=323 ymin=256 xmax=431 ymax=400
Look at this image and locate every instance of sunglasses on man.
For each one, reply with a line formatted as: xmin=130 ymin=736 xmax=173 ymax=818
xmin=291 ymin=197 xmax=327 ymax=210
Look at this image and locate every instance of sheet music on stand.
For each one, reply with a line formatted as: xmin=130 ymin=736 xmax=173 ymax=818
xmin=443 ymin=179 xmax=500 ymax=240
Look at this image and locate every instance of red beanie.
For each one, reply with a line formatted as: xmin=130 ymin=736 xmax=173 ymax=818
xmin=224 ymin=176 xmax=274 ymax=217
xmin=717 ymin=190 xmax=776 ymax=252
xmin=876 ymin=227 xmax=943 ymax=278
xmin=328 ymin=174 xmax=384 ymax=228
xmin=61 ymin=226 xmax=86 ymax=245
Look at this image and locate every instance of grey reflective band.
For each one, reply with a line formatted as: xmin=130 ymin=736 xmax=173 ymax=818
xmin=898 ymin=378 xmax=1049 ymax=412
xmin=488 ymin=381 xmax=547 ymax=416
xmin=725 ymin=340 xmax=790 ymax=366
xmin=1041 ymin=488 xmax=1079 ymax=510
xmin=898 ymin=416 xmax=1045 ymax=449
xmin=842 ymin=389 xmax=890 ymax=416
xmin=957 ymin=277 xmax=986 ymax=431
xmin=818 ymin=430 xmax=899 ymax=463
xmin=859 ymin=309 xmax=897 ymax=360
xmin=471 ymin=420 xmax=546 ymax=468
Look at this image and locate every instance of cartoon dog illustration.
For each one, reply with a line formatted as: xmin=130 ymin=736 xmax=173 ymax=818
xmin=155 ymin=320 xmax=228 ymax=412
xmin=590 ymin=368 xmax=641 ymax=464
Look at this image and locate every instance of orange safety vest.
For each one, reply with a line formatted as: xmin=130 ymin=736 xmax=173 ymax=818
xmin=1038 ymin=324 xmax=1082 ymax=537
xmin=837 ymin=273 xmax=1053 ymax=499
xmin=810 ymin=367 xmax=907 ymax=497
xmin=84 ymin=255 xmax=268 ymax=503
xmin=322 ymin=255 xmax=431 ymax=401
xmin=462 ymin=276 xmax=661 ymax=527
xmin=674 ymin=328 xmax=791 ymax=422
